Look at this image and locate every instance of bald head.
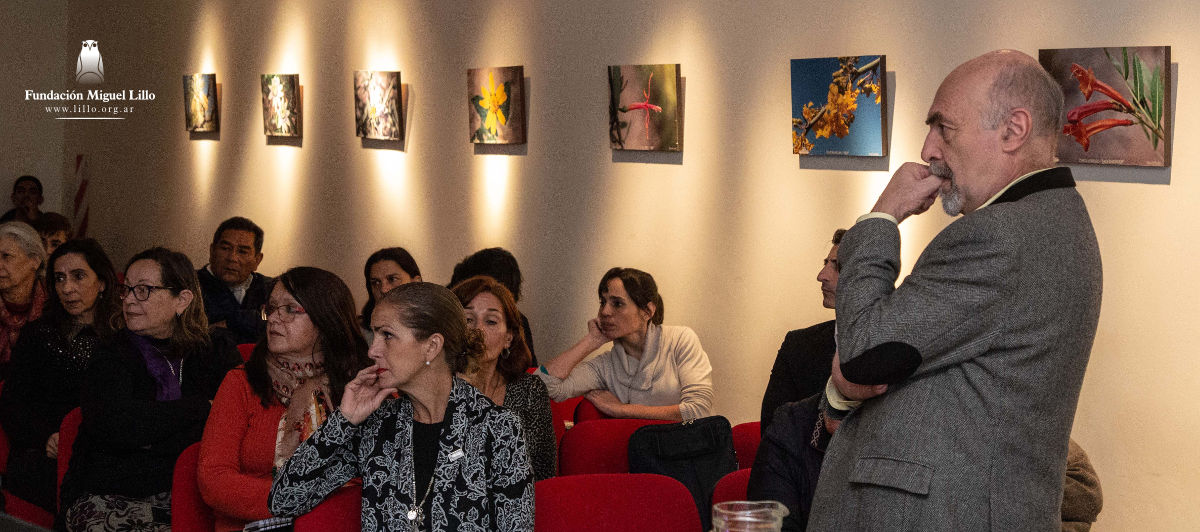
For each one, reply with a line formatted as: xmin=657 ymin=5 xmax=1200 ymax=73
xmin=954 ymin=50 xmax=1064 ymax=145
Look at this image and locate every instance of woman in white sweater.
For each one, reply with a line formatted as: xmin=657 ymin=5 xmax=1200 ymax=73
xmin=537 ymin=267 xmax=713 ymax=421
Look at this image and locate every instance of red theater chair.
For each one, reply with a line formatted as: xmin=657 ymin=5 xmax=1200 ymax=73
xmin=535 ymin=473 xmax=701 ymax=532
xmin=549 ymin=396 xmax=582 ymax=444
xmin=573 ymin=396 xmax=613 ymax=423
xmin=557 ymin=419 xmax=671 ymax=476
xmin=237 ymin=343 xmax=256 ymax=362
xmin=732 ymin=421 xmax=762 ymax=469
xmin=170 ymin=443 xmax=214 ymax=532
xmin=711 ymin=468 xmax=752 ymax=505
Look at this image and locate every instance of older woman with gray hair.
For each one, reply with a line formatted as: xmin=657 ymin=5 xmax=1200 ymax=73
xmin=0 ymin=221 xmax=48 ymax=378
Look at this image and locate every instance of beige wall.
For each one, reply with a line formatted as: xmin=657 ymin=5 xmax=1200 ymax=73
xmin=12 ymin=0 xmax=1196 ymax=529
xmin=1 ymin=0 xmax=66 ymax=212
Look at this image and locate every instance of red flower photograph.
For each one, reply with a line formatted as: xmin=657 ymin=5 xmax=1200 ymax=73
xmin=1040 ymin=46 xmax=1171 ymax=167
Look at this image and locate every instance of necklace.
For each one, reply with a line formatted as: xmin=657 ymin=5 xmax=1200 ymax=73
xmin=162 ymin=355 xmax=184 ymax=384
xmin=406 ymin=473 xmax=436 ymax=526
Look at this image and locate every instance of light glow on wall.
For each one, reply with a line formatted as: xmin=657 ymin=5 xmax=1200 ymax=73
xmin=186 ymin=3 xmax=222 ymax=208
xmin=475 ymin=154 xmax=512 ymax=243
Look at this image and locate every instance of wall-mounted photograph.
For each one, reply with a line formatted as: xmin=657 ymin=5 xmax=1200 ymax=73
xmin=261 ymin=74 xmax=301 ymax=137
xmin=354 ymin=70 xmax=402 ymax=141
xmin=183 ymin=73 xmax=218 ymax=133
xmin=1039 ymin=46 xmax=1171 ymax=167
xmin=608 ymin=63 xmax=681 ymax=151
xmin=469 ymin=66 xmax=525 ymax=144
xmin=790 ymin=55 xmax=887 ymax=156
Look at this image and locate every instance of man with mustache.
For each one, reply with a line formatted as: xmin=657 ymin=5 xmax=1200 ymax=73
xmin=197 ymin=216 xmax=274 ymax=344
xmin=808 ymin=50 xmax=1102 ymax=530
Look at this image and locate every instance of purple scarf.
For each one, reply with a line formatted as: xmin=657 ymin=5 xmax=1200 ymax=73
xmin=128 ymin=331 xmax=184 ymax=401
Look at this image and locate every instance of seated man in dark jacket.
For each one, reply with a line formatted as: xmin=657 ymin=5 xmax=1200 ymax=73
xmin=759 ymin=228 xmax=844 ymax=434
xmin=196 ymin=217 xmax=272 ymax=344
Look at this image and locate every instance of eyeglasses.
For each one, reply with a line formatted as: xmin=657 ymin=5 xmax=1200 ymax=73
xmin=118 ymin=284 xmax=173 ymax=301
xmin=261 ymin=303 xmax=307 ymax=322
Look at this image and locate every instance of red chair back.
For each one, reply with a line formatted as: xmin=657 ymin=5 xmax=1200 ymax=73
xmin=56 ymin=407 xmax=83 ymax=508
xmin=549 ymin=396 xmax=582 ymax=444
xmin=294 ymin=483 xmax=362 ymax=531
xmin=711 ymin=468 xmax=752 ymax=505
xmin=237 ymin=343 xmax=256 ymax=362
xmin=558 ymin=419 xmax=671 ymax=476
xmin=573 ymin=396 xmax=613 ymax=422
xmin=171 ymin=443 xmax=215 ymax=532
xmin=535 ymin=473 xmax=700 ymax=532
xmin=0 ymin=381 xmax=6 ymax=475
xmin=732 ymin=421 xmax=761 ymax=469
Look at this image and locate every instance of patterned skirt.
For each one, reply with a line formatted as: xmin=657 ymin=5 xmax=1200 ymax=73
xmin=64 ymin=491 xmax=171 ymax=532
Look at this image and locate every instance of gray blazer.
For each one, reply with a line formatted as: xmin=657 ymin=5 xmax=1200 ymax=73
xmin=809 ymin=168 xmax=1102 ymax=531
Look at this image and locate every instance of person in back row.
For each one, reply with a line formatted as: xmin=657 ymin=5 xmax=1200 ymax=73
xmin=198 ymin=216 xmax=273 ymax=344
xmin=448 ymin=247 xmax=537 ymax=366
xmin=538 ymin=267 xmax=713 ymax=421
xmin=32 ymin=212 xmax=73 ymax=256
xmin=0 ymin=175 xmax=44 ymax=224
xmin=360 ymin=247 xmax=422 ymax=341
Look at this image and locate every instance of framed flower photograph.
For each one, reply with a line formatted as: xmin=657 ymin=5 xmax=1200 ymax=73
xmin=354 ymin=70 xmax=403 ymax=141
xmin=608 ymin=64 xmax=682 ymax=151
xmin=183 ymin=73 xmax=218 ymax=133
xmin=261 ymin=74 xmax=301 ymax=137
xmin=790 ymin=55 xmax=887 ymax=156
xmin=469 ymin=66 xmax=525 ymax=144
xmin=1039 ymin=46 xmax=1171 ymax=167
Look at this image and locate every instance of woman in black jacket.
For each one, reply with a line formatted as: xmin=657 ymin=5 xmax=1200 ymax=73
xmin=59 ymin=247 xmax=241 ymax=531
xmin=0 ymin=239 xmax=120 ymax=513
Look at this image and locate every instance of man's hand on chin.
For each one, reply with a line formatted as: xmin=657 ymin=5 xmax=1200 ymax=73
xmin=871 ymin=162 xmax=946 ymax=223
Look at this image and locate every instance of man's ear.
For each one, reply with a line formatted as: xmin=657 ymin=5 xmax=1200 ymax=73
xmin=999 ymin=107 xmax=1033 ymax=152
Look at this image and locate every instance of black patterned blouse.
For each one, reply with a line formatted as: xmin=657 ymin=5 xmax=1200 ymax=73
xmin=502 ymin=372 xmax=556 ymax=480
xmin=269 ymin=377 xmax=534 ymax=532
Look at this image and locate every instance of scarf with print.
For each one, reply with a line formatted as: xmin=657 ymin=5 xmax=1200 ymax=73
xmin=267 ymin=350 xmax=332 ymax=470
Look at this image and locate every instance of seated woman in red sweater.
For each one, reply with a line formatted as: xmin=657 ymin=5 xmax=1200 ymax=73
xmin=198 ymin=267 xmax=370 ymax=531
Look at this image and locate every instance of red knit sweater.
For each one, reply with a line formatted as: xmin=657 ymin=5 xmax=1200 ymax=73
xmin=198 ymin=367 xmax=286 ymax=532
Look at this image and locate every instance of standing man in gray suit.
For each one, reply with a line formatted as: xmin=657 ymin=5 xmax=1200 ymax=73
xmin=807 ymin=50 xmax=1102 ymax=531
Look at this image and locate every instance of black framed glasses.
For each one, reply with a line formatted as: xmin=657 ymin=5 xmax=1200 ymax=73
xmin=118 ymin=284 xmax=173 ymax=301
xmin=261 ymin=304 xmax=307 ymax=322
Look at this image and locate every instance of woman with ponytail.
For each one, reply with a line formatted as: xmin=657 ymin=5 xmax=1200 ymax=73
xmin=268 ymin=282 xmax=534 ymax=532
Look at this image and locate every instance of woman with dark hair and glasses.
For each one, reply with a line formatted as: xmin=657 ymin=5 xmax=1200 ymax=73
xmin=198 ymin=267 xmax=370 ymax=531
xmin=59 ymin=247 xmax=241 ymax=531
xmin=0 ymin=238 xmax=120 ymax=513
xmin=538 ymin=267 xmax=714 ymax=421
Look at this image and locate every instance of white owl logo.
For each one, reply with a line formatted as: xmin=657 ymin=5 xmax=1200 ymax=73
xmin=76 ymin=40 xmax=104 ymax=84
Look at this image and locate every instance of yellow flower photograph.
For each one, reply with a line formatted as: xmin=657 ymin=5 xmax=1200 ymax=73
xmin=469 ymin=65 xmax=525 ymax=144
xmin=790 ymin=56 xmax=886 ymax=156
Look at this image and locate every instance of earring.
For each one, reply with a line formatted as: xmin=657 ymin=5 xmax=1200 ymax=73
xmin=425 ymin=360 xmax=431 ymax=366
xmin=501 ymin=347 xmax=511 ymax=359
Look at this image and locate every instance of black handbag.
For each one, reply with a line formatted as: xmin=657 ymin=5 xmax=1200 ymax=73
xmin=628 ymin=415 xmax=738 ymax=531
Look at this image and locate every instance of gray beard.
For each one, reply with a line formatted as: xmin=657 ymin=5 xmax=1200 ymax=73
xmin=929 ymin=161 xmax=962 ymax=215
xmin=941 ymin=180 xmax=964 ymax=215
